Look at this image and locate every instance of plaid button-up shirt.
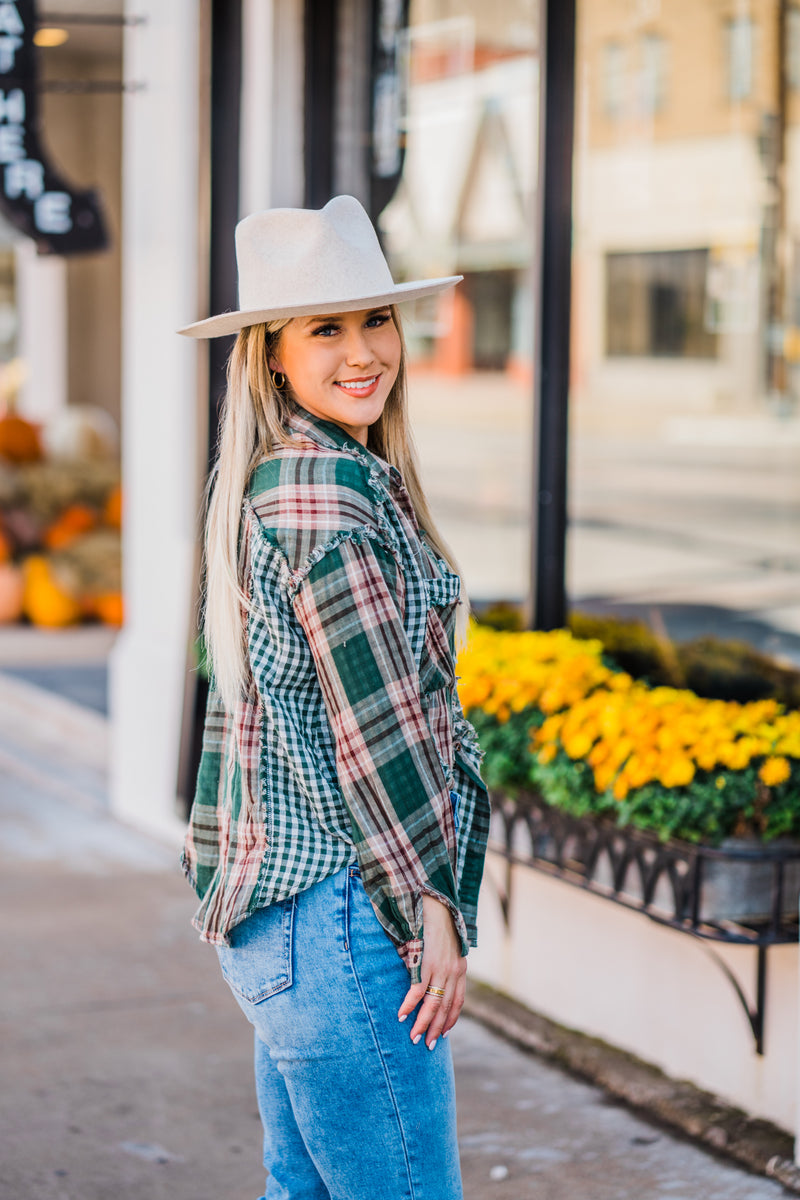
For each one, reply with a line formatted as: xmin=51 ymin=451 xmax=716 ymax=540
xmin=181 ymin=404 xmax=490 ymax=982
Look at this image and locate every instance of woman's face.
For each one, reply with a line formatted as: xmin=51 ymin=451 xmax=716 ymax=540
xmin=269 ymin=307 xmax=402 ymax=446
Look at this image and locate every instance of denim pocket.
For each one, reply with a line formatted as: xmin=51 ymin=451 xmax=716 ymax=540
xmin=216 ymin=896 xmax=295 ymax=1004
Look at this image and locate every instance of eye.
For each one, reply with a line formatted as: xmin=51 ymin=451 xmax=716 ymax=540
xmin=311 ymin=322 xmax=340 ymax=337
xmin=366 ymin=312 xmax=391 ymax=328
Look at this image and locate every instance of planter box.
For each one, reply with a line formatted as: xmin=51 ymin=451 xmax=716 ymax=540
xmin=701 ymin=839 xmax=800 ymax=923
xmin=490 ymin=790 xmax=800 ymax=940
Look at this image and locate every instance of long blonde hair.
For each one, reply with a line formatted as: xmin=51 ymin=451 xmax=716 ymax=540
xmin=202 ymin=307 xmax=469 ymax=712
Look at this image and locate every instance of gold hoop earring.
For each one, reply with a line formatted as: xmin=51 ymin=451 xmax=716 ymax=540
xmin=271 ymin=370 xmax=286 ymax=390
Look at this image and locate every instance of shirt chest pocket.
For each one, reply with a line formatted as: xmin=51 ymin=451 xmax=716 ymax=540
xmin=418 ymin=569 xmax=461 ymax=697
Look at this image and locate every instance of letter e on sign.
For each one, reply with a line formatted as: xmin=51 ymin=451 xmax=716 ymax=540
xmin=34 ymin=191 xmax=71 ymax=234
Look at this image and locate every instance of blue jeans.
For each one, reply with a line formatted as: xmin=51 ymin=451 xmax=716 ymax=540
xmin=216 ymin=863 xmax=463 ymax=1200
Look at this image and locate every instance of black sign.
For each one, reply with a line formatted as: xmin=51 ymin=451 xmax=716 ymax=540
xmin=369 ymin=0 xmax=410 ymax=222
xmin=0 ymin=0 xmax=107 ymax=254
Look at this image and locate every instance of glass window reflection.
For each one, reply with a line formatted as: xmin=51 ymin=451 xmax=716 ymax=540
xmin=570 ymin=0 xmax=800 ymax=666
xmin=378 ymin=0 xmax=539 ymax=603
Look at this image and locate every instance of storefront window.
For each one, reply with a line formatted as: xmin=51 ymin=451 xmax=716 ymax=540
xmin=378 ymin=0 xmax=539 ymax=602
xmin=606 ymin=250 xmax=716 ymax=359
xmin=569 ymin=0 xmax=800 ymax=664
xmin=0 ymin=7 xmax=122 ymax=638
xmin=726 ymin=16 xmax=754 ymax=101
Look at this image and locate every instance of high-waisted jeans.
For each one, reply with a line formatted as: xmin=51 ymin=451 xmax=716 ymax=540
xmin=215 ymin=863 xmax=463 ymax=1200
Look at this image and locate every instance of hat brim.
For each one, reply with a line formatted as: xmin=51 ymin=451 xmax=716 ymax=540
xmin=176 ymin=275 xmax=463 ymax=338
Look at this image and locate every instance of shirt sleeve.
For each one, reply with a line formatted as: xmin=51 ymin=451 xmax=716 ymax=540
xmin=290 ymin=527 xmax=468 ymax=983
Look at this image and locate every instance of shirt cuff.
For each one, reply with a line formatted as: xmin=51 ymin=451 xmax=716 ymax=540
xmin=398 ymin=937 xmax=424 ymax=984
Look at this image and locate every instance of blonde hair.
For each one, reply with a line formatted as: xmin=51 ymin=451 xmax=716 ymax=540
xmin=202 ymin=308 xmax=470 ymax=713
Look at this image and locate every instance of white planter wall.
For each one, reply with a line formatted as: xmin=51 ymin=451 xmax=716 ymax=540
xmin=471 ymin=849 xmax=798 ymax=1136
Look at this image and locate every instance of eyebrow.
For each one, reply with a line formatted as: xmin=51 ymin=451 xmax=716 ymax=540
xmin=302 ymin=308 xmax=391 ymax=327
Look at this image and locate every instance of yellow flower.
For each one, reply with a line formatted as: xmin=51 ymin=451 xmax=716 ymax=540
xmin=588 ymin=740 xmax=611 ymax=767
xmin=715 ymin=776 xmax=726 ymax=790
xmin=658 ymin=757 xmax=695 ymax=789
xmin=563 ymin=731 xmax=594 ymax=760
xmin=625 ymin=753 xmax=657 ymax=790
xmin=759 ymin=757 xmax=791 ymax=787
xmin=594 ymin=763 xmax=616 ymax=793
xmin=718 ymin=741 xmax=754 ymax=772
xmin=456 ymin=624 xmax=800 ymax=795
xmin=613 ymin=775 xmax=630 ymax=801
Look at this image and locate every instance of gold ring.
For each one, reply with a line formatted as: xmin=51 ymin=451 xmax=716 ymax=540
xmin=425 ymin=985 xmax=446 ymax=997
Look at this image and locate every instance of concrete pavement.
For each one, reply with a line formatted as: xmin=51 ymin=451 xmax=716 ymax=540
xmin=0 ymin=672 xmax=795 ymax=1199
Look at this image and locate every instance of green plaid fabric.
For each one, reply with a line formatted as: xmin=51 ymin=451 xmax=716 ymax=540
xmin=182 ymin=404 xmax=490 ymax=983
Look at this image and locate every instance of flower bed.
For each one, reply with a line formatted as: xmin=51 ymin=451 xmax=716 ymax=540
xmin=457 ymin=624 xmax=800 ymax=845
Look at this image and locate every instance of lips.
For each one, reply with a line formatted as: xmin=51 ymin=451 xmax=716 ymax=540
xmin=334 ymin=374 xmax=381 ymax=397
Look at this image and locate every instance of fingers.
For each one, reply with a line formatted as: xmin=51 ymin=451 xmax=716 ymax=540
xmin=397 ymin=981 xmax=427 ymax=1024
xmin=443 ymin=972 xmax=466 ymax=1035
xmin=399 ymin=965 xmax=467 ymax=1049
xmin=421 ymin=981 xmax=455 ymax=1046
xmin=408 ymin=986 xmax=450 ymax=1047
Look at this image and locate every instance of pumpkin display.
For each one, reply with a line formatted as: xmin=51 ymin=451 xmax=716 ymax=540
xmin=0 ymin=368 xmax=123 ymax=626
xmin=22 ymin=555 xmax=82 ymax=628
xmin=0 ymin=561 xmax=23 ymax=623
xmin=44 ymin=503 xmax=98 ymax=551
xmin=0 ymin=407 xmax=41 ymax=463
xmin=2 ymin=506 xmax=43 ymax=551
xmin=103 ymin=483 xmax=122 ymax=529
xmin=41 ymin=405 xmax=119 ymax=462
xmin=17 ymin=459 xmax=119 ymax=525
xmin=90 ymin=591 xmax=124 ymax=626
xmin=0 ymin=358 xmax=41 ymax=464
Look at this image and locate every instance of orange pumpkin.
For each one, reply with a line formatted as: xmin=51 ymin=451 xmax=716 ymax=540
xmin=44 ymin=503 xmax=98 ymax=551
xmin=0 ymin=561 xmax=23 ymax=622
xmin=0 ymin=409 xmax=41 ymax=463
xmin=92 ymin=591 xmax=124 ymax=626
xmin=103 ymin=484 xmax=122 ymax=529
xmin=22 ymin=555 xmax=82 ymax=627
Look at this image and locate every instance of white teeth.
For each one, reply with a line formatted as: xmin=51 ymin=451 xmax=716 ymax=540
xmin=337 ymin=376 xmax=378 ymax=390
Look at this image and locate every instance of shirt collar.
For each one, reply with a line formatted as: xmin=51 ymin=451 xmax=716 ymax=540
xmin=284 ymin=402 xmax=402 ymax=489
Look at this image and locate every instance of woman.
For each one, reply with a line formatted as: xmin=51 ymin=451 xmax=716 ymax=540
xmin=179 ymin=195 xmax=490 ymax=1200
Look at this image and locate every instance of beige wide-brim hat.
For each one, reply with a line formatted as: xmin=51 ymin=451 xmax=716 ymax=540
xmin=177 ymin=194 xmax=462 ymax=339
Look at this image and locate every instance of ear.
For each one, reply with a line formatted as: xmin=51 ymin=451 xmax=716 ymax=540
xmin=268 ymin=354 xmax=282 ymax=372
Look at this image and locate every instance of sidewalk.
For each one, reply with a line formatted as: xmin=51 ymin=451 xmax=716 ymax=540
xmin=0 ymin=671 xmax=795 ymax=1199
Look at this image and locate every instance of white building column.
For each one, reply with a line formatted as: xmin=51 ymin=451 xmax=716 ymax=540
xmin=15 ymin=239 xmax=68 ymax=420
xmin=108 ymin=0 xmax=204 ymax=842
xmin=240 ymin=0 xmax=304 ymax=214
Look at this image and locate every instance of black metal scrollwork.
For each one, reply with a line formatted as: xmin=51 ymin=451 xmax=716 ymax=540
xmin=489 ymin=790 xmax=800 ymax=1055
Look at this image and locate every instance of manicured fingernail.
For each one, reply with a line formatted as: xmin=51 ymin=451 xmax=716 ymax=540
xmin=398 ymin=1014 xmax=407 ymax=1022
xmin=442 ymin=1030 xmax=449 ymax=1038
xmin=428 ymin=1039 xmax=437 ymax=1051
xmin=412 ymin=1034 xmax=421 ymax=1045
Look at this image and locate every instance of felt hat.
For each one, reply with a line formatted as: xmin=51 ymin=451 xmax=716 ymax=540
xmin=177 ymin=195 xmax=462 ymax=338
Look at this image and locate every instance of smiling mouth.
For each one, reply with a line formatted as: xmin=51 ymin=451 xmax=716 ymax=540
xmin=334 ymin=375 xmax=380 ymax=394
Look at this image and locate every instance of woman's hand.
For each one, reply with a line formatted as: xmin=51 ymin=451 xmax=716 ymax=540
xmin=397 ymin=894 xmax=467 ymax=1049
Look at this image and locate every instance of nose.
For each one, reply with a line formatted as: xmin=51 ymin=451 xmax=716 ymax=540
xmin=344 ymin=326 xmax=375 ymax=368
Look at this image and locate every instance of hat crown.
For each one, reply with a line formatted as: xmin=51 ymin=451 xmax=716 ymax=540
xmin=236 ymin=195 xmax=395 ymax=314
